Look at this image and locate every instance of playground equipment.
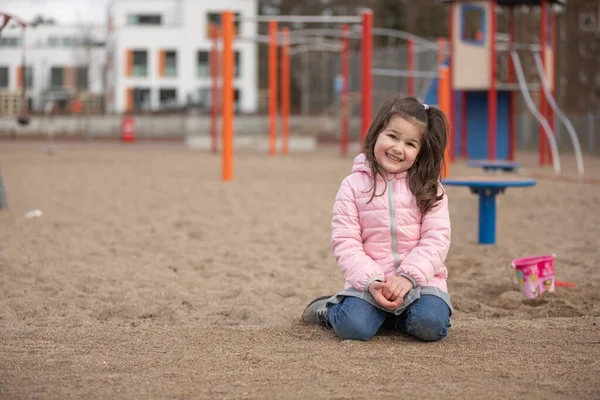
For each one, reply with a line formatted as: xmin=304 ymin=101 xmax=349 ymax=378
xmin=214 ymin=11 xmax=445 ymax=181
xmin=443 ymin=175 xmax=537 ymax=245
xmin=0 ymin=11 xmax=29 ymax=126
xmin=437 ymin=0 xmax=583 ymax=175
xmin=0 ymin=11 xmax=29 ymax=210
xmin=218 ymin=11 xmax=371 ymax=181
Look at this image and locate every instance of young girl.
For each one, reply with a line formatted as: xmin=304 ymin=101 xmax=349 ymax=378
xmin=302 ymin=95 xmax=452 ymax=342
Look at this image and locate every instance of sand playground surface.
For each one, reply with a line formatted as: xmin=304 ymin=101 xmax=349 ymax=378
xmin=1 ymin=142 xmax=599 ymax=399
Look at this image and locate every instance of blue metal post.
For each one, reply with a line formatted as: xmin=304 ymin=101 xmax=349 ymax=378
xmin=478 ymin=188 xmax=497 ymax=244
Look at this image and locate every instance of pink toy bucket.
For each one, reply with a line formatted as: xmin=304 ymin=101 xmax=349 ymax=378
xmin=511 ymin=254 xmax=556 ymax=299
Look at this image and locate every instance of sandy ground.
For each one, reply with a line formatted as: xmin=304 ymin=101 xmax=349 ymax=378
xmin=1 ymin=142 xmax=599 ymax=399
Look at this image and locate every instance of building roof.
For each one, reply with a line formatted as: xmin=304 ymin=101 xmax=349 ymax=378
xmin=440 ymin=0 xmax=565 ymax=6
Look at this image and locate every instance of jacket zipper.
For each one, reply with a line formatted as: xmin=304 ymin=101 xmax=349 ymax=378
xmin=387 ymin=179 xmax=400 ymax=273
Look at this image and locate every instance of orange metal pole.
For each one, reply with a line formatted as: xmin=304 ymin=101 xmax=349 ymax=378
xmin=269 ymin=21 xmax=278 ymax=156
xmin=221 ymin=11 xmax=234 ymax=181
xmin=438 ymin=38 xmax=450 ymax=178
xmin=281 ymin=28 xmax=290 ymax=155
xmin=210 ymin=23 xmax=219 ymax=154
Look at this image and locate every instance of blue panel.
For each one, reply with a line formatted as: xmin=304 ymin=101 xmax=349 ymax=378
xmin=461 ymin=4 xmax=487 ymax=46
xmin=496 ymin=91 xmax=510 ymax=159
xmin=464 ymin=91 xmax=510 ymax=160
xmin=453 ymin=90 xmax=462 ymax=158
xmin=423 ymin=76 xmax=438 ymax=107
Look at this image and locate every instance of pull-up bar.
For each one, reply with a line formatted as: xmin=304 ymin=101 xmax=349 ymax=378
xmin=236 ymin=15 xmax=362 ymax=23
xmin=220 ymin=10 xmax=373 ymax=181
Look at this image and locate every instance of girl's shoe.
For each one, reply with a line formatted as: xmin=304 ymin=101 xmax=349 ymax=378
xmin=301 ymin=295 xmax=332 ymax=325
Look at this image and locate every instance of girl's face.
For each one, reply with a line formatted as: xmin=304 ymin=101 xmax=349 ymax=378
xmin=374 ymin=115 xmax=422 ymax=175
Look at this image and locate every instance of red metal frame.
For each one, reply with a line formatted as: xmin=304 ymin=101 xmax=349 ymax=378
xmin=488 ymin=0 xmax=497 ymax=160
xmin=361 ymin=11 xmax=373 ymax=145
xmin=268 ymin=21 xmax=278 ymax=156
xmin=407 ymin=38 xmax=415 ymax=97
xmin=539 ymin=0 xmax=548 ymax=165
xmin=281 ymin=28 xmax=290 ymax=155
xmin=210 ymin=24 xmax=219 ymax=154
xmin=548 ymin=9 xmax=556 ymax=165
xmin=508 ymin=8 xmax=516 ymax=161
xmin=341 ymin=24 xmax=350 ymax=157
xmin=448 ymin=5 xmax=455 ymax=162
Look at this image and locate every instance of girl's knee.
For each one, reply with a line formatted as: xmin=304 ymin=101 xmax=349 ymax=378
xmin=333 ymin=321 xmax=378 ymax=341
xmin=330 ymin=313 xmax=379 ymax=341
xmin=405 ymin=310 xmax=449 ymax=342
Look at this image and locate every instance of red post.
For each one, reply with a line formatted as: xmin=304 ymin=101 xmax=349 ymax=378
xmin=488 ymin=0 xmax=497 ymax=160
xmin=281 ymin=28 xmax=290 ymax=155
xmin=341 ymin=24 xmax=350 ymax=157
xmin=461 ymin=91 xmax=467 ymax=158
xmin=508 ymin=7 xmax=516 ymax=161
xmin=221 ymin=11 xmax=234 ymax=181
xmin=407 ymin=38 xmax=415 ymax=97
xmin=539 ymin=0 xmax=547 ymax=165
xmin=548 ymin=9 xmax=556 ymax=165
xmin=210 ymin=24 xmax=219 ymax=154
xmin=447 ymin=5 xmax=455 ymax=162
xmin=121 ymin=117 xmax=135 ymax=142
xmin=361 ymin=10 xmax=373 ymax=145
xmin=269 ymin=20 xmax=278 ymax=156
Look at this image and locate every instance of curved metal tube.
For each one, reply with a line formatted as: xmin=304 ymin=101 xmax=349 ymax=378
xmin=510 ymin=50 xmax=561 ymax=174
xmin=532 ymin=51 xmax=584 ymax=176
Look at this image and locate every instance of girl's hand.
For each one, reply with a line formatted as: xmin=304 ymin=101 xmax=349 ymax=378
xmin=368 ymin=281 xmax=402 ymax=310
xmin=382 ymin=276 xmax=413 ymax=303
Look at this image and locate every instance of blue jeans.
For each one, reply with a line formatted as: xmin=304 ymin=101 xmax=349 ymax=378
xmin=326 ymin=295 xmax=451 ymax=342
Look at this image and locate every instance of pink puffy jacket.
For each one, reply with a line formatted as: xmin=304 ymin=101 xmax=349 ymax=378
xmin=331 ymin=153 xmax=451 ymax=293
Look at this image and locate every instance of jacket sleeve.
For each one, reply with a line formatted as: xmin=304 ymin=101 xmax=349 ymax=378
xmin=331 ymin=178 xmax=385 ymax=292
xmin=397 ymin=188 xmax=451 ymax=286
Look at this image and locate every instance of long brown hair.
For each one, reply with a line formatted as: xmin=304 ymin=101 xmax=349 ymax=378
xmin=363 ymin=95 xmax=448 ymax=215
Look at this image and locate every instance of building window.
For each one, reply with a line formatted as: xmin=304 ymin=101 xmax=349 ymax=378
xmin=22 ymin=66 xmax=33 ymax=88
xmin=197 ymin=87 xmax=211 ymax=110
xmin=0 ymin=37 xmax=21 ymax=47
xmin=47 ymin=37 xmax=59 ymax=47
xmin=128 ymin=14 xmax=162 ymax=25
xmin=62 ymin=37 xmax=75 ymax=47
xmin=133 ymin=50 xmax=148 ymax=77
xmin=579 ymin=12 xmax=598 ymax=32
xmin=0 ymin=67 xmax=8 ymax=88
xmin=234 ymin=51 xmax=241 ymax=78
xmin=165 ymin=51 xmax=177 ymax=77
xmin=133 ymin=87 xmax=151 ymax=111
xmin=50 ymin=67 xmax=64 ymax=87
xmin=76 ymin=67 xmax=88 ymax=90
xmin=197 ymin=51 xmax=209 ymax=77
xmin=461 ymin=5 xmax=485 ymax=45
xmin=206 ymin=12 xmax=240 ymax=38
xmin=159 ymin=88 xmax=177 ymax=108
xmin=234 ymin=88 xmax=240 ymax=111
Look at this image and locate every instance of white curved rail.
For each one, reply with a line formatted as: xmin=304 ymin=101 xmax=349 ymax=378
xmin=532 ymin=52 xmax=584 ymax=176
xmin=509 ymin=49 xmax=561 ymax=174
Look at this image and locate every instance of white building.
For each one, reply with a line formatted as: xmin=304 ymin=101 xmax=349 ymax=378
xmin=106 ymin=0 xmax=258 ymax=114
xmin=0 ymin=22 xmax=106 ymax=114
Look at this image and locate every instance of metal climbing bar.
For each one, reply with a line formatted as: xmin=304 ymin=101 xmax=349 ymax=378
xmin=532 ymin=51 xmax=584 ymax=176
xmin=509 ymin=49 xmax=561 ymax=175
